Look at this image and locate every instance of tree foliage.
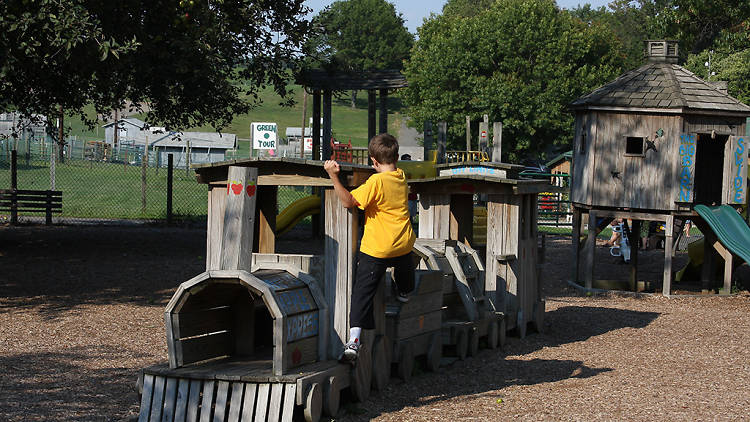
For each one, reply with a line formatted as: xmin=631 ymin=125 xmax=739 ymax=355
xmin=0 ymin=0 xmax=313 ymax=135
xmin=309 ymin=0 xmax=413 ymax=72
xmin=683 ymin=22 xmax=750 ymax=104
xmin=402 ymin=0 xmax=625 ymax=162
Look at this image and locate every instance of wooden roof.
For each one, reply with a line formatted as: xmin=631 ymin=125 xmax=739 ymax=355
xmin=297 ymin=69 xmax=407 ymax=91
xmin=192 ymin=157 xmax=375 ymax=188
xmin=570 ymin=63 xmax=750 ymax=115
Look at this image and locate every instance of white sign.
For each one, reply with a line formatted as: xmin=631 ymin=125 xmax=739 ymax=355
xmin=304 ymin=137 xmax=313 ymax=153
xmin=252 ymin=122 xmax=277 ymax=150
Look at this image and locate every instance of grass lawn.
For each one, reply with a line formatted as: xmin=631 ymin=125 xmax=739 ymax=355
xmin=66 ymin=86 xmax=407 ymax=148
xmin=1 ymin=159 xmax=313 ymax=220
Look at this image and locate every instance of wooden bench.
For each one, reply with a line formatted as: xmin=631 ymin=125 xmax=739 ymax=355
xmin=0 ymin=189 xmax=62 ymax=225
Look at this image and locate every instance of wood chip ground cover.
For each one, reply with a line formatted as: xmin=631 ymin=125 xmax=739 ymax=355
xmin=0 ymin=227 xmax=748 ymax=421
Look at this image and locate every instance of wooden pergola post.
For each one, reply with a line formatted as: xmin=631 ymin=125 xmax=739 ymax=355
xmin=322 ymin=90 xmax=332 ymax=160
xmin=312 ymin=90 xmax=321 ymax=161
xmin=368 ymin=90 xmax=377 ymax=142
xmin=378 ymin=89 xmax=388 ymax=134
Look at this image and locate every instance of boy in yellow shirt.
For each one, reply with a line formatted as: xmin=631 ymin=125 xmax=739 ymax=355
xmin=323 ymin=133 xmax=416 ymax=361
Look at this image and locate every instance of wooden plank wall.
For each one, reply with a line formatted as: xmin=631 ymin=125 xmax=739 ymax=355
xmin=585 ymin=112 xmax=681 ymax=210
xmin=484 ymin=194 xmax=520 ymax=318
xmin=138 ymin=374 xmax=297 ymax=422
xmin=571 ymin=113 xmax=596 ymax=205
xmin=206 ymin=186 xmax=227 ymax=271
xmin=324 ymin=189 xmax=359 ymax=359
xmin=418 ymin=193 xmax=451 ymax=240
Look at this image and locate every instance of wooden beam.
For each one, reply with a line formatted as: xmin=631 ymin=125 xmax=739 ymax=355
xmin=379 ymin=89 xmax=388 ymax=134
xmin=322 ymin=90 xmax=332 ymax=160
xmin=220 ymin=166 xmax=258 ymax=271
xmin=629 ymin=220 xmax=640 ymax=292
xmin=368 ymin=90 xmax=376 ymax=142
xmin=571 ymin=207 xmax=582 ymax=283
xmin=712 ymin=240 xmax=733 ymax=294
xmin=663 ymin=215 xmax=674 ymax=296
xmin=585 ymin=210 xmax=596 ymax=289
xmin=255 ymin=186 xmax=277 ymax=254
xmin=312 ymin=90 xmax=321 ymax=160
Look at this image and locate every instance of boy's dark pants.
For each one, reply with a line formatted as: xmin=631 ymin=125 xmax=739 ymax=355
xmin=350 ymin=251 xmax=416 ymax=330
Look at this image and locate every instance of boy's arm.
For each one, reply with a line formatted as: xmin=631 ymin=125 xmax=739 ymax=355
xmin=324 ymin=160 xmax=359 ymax=208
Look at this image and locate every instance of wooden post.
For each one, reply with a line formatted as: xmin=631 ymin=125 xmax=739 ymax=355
xmin=701 ymin=230 xmax=715 ymax=292
xmin=322 ymin=90 xmax=332 ymax=160
xmin=379 ymin=89 xmax=388 ymax=134
xmin=629 ymin=220 xmax=640 ymax=292
xmin=465 ymin=116 xmax=471 ymax=152
xmin=437 ymin=122 xmax=447 ymax=164
xmin=585 ymin=210 xmax=596 ymax=289
xmin=571 ymin=207 xmax=581 ymax=283
xmin=141 ymin=135 xmax=148 ymax=214
xmin=368 ymin=90 xmax=377 ymax=141
xmin=423 ymin=121 xmax=433 ymax=161
xmin=479 ymin=120 xmax=489 ymax=156
xmin=49 ymin=136 xmax=56 ymax=191
xmin=219 ymin=166 xmax=258 ymax=271
xmin=713 ymin=240 xmax=733 ymax=294
xmin=167 ymin=154 xmax=173 ymax=224
xmin=185 ymin=139 xmax=191 ymax=177
xmin=492 ymin=122 xmax=502 ymax=162
xmin=663 ymin=215 xmax=674 ymax=296
xmin=58 ymin=105 xmax=65 ymax=163
xmin=312 ymin=90 xmax=321 ymax=160
xmin=255 ymin=186 xmax=277 ymax=254
xmin=10 ymin=150 xmax=17 ymax=225
xmin=324 ymin=188 xmax=359 ymax=358
xmin=10 ymin=149 xmax=17 ymax=190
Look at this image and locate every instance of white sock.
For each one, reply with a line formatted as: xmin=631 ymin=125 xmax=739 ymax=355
xmin=348 ymin=327 xmax=362 ymax=344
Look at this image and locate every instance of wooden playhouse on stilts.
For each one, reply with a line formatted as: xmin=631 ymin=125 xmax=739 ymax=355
xmin=569 ymin=40 xmax=750 ymax=295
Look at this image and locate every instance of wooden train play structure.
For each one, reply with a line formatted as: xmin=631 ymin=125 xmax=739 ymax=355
xmin=136 ymin=158 xmax=549 ymax=422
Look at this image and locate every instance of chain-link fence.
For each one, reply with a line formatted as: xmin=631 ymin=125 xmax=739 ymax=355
xmin=0 ymin=136 xmax=311 ymax=225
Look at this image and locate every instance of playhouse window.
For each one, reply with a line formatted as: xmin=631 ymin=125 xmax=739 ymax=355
xmin=625 ymin=136 xmax=645 ymax=156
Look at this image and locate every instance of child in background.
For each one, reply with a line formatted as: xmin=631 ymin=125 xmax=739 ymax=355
xmin=323 ymin=133 xmax=416 ymax=361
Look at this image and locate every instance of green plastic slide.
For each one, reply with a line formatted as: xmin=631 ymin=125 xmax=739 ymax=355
xmin=694 ymin=204 xmax=750 ymax=264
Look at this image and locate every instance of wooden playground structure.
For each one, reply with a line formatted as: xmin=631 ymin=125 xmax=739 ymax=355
xmin=569 ymin=40 xmax=750 ymax=295
xmin=136 ymin=157 xmax=550 ymax=421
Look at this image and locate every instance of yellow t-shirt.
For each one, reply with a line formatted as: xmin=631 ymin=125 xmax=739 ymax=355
xmin=350 ymin=168 xmax=416 ymax=258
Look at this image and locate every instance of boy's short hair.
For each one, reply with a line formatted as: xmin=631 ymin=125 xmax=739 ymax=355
xmin=368 ymin=133 xmax=399 ymax=164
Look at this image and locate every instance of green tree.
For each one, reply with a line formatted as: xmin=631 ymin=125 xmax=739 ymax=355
xmin=441 ymin=0 xmax=496 ymax=18
xmin=0 ymin=0 xmax=312 ymax=142
xmin=648 ymin=0 xmax=750 ymax=53
xmin=311 ymin=0 xmax=413 ymax=107
xmin=402 ymin=0 xmax=625 ymax=161
xmin=684 ymin=22 xmax=750 ymax=103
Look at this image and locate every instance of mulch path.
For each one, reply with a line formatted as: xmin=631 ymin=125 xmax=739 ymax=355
xmin=1 ymin=226 xmax=748 ymax=421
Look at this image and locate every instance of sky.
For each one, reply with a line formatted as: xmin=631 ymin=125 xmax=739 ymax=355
xmin=304 ymin=0 xmax=613 ymax=34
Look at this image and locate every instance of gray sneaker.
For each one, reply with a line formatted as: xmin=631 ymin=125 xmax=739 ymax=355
xmin=341 ymin=340 xmax=360 ymax=362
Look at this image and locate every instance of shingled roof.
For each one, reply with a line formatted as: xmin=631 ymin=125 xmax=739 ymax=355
xmin=570 ymin=41 xmax=750 ymax=115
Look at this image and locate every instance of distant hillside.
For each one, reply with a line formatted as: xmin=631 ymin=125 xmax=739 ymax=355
xmin=66 ymin=85 xmax=406 ymax=148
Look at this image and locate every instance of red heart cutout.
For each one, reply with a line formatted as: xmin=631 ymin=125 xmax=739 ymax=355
xmin=246 ymin=184 xmax=256 ymax=197
xmin=231 ymin=183 xmax=243 ymax=195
